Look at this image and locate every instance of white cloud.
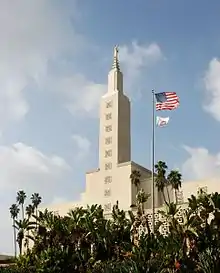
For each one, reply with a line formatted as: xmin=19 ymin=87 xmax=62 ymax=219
xmin=0 ymin=142 xmax=72 ymax=254
xmin=119 ymin=41 xmax=164 ymax=85
xmin=0 ymin=0 xmax=85 ymax=255
xmin=0 ymin=1 xmax=164 ymax=124
xmin=50 ymin=74 xmax=106 ymax=117
xmin=48 ymin=42 xmax=163 ymax=117
xmin=182 ymin=145 xmax=220 ymax=180
xmin=0 ymin=0 xmax=81 ymax=130
xmin=203 ymin=58 xmax=220 ymax=121
xmin=0 ymin=1 xmax=165 ymax=255
xmin=0 ymin=206 xmax=13 ymax=255
xmin=72 ymin=134 xmax=91 ymax=160
xmin=0 ymin=142 xmax=70 ymax=192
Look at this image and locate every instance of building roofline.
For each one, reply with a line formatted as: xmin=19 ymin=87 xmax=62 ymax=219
xmin=86 ymin=168 xmax=100 ymax=174
xmin=86 ymin=161 xmax=152 ymax=175
xmin=130 ymin=161 xmax=152 ymax=174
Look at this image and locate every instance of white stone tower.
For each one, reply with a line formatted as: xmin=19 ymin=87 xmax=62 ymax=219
xmin=45 ymin=46 xmax=164 ymax=218
xmin=80 ymin=46 xmax=162 ymax=214
xmin=99 ymin=46 xmax=131 ymax=170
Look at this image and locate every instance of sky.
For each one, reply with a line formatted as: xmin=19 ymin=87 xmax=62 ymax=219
xmin=1 ymin=0 xmax=220 ymax=254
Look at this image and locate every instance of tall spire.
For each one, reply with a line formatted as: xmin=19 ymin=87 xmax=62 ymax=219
xmin=108 ymin=45 xmax=123 ymax=93
xmin=112 ymin=45 xmax=120 ymax=70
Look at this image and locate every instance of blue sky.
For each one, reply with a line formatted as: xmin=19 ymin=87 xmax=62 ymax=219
xmin=1 ymin=0 xmax=220 ymax=254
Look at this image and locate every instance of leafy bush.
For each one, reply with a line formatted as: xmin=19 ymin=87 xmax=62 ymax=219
xmin=7 ymin=162 xmax=220 ymax=272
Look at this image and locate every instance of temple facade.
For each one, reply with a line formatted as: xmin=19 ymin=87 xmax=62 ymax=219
xmin=45 ymin=47 xmax=219 ymax=222
xmin=46 ymin=46 xmax=164 ymax=216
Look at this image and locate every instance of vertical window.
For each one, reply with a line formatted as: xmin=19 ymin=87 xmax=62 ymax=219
xmin=105 ymin=163 xmax=112 ymax=170
xmin=105 ymin=137 xmax=112 ymax=145
xmin=177 ymin=190 xmax=184 ymax=204
xmin=106 ymin=101 xmax=112 ymax=108
xmin=104 ymin=203 xmax=111 ymax=212
xmin=105 ymin=113 xmax=112 ymax=120
xmin=105 ymin=149 xmax=112 ymax=157
xmin=104 ymin=189 xmax=111 ymax=197
xmin=105 ymin=125 xmax=112 ymax=132
xmin=104 ymin=176 xmax=112 ymax=184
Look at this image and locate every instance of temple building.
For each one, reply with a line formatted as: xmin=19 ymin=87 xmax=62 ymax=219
xmin=46 ymin=46 xmax=164 ymax=216
xmin=45 ymin=47 xmax=219 ymax=226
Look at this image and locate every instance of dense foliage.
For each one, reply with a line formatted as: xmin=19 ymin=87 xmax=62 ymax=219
xmin=2 ymin=161 xmax=220 ymax=272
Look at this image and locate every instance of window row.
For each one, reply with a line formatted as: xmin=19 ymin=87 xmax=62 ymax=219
xmin=104 ymin=188 xmax=111 ymax=197
xmin=105 ymin=113 xmax=112 ymax=120
xmin=176 ymin=190 xmax=184 ymax=204
xmin=104 ymin=176 xmax=112 ymax=184
xmin=105 ymin=149 xmax=112 ymax=158
xmin=105 ymin=136 xmax=112 ymax=145
xmin=104 ymin=203 xmax=111 ymax=212
xmin=105 ymin=162 xmax=112 ymax=170
xmin=105 ymin=125 xmax=112 ymax=132
xmin=106 ymin=101 xmax=112 ymax=108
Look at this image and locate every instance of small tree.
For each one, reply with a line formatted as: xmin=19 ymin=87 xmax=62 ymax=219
xmin=9 ymin=204 xmax=20 ymax=258
xmin=16 ymin=190 xmax=27 ymax=220
xmin=155 ymin=161 xmax=169 ymax=205
xmin=130 ymin=170 xmax=141 ymax=207
xmin=167 ymin=170 xmax=182 ymax=204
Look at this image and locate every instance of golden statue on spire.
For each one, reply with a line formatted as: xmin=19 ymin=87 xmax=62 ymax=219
xmin=112 ymin=45 xmax=120 ymax=70
xmin=114 ymin=45 xmax=119 ymax=59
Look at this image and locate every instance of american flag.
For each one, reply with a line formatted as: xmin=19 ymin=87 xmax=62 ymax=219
xmin=155 ymin=92 xmax=179 ymax=111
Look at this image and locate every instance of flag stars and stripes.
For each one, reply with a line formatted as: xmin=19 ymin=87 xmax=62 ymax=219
xmin=155 ymin=92 xmax=179 ymax=111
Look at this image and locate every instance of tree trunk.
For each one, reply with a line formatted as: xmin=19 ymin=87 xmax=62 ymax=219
xmin=19 ymin=241 xmax=22 ymax=255
xmin=146 ymin=217 xmax=151 ymax=234
xmin=175 ymin=189 xmax=178 ymax=204
xmin=22 ymin=205 xmax=24 ymax=220
xmin=17 ymin=230 xmax=24 ymax=256
xmin=136 ymin=185 xmax=139 ymax=197
xmin=13 ymin=219 xmax=17 ymax=258
xmin=141 ymin=202 xmax=144 ymax=215
xmin=27 ymin=226 xmax=30 ymax=250
xmin=35 ymin=207 xmax=38 ymax=228
xmin=162 ymin=190 xmax=168 ymax=206
xmin=165 ymin=186 xmax=171 ymax=204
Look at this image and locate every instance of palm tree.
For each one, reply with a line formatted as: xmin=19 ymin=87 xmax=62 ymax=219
xmin=167 ymin=170 xmax=182 ymax=204
xmin=9 ymin=204 xmax=20 ymax=258
xmin=31 ymin=193 xmax=42 ymax=218
xmin=136 ymin=189 xmax=150 ymax=215
xmin=25 ymin=204 xmax=34 ymax=249
xmin=14 ymin=218 xmax=35 ymax=255
xmin=155 ymin=161 xmax=169 ymax=205
xmin=130 ymin=170 xmax=141 ymax=207
xmin=26 ymin=204 xmax=34 ymax=219
xmin=16 ymin=190 xmax=27 ymax=220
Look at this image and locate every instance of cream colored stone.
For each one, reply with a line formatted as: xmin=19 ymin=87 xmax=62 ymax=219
xmin=42 ymin=47 xmax=220 ymax=219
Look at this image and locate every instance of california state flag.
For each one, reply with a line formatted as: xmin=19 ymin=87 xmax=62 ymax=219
xmin=156 ymin=116 xmax=169 ymax=127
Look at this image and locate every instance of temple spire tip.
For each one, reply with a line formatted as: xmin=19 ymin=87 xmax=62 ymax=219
xmin=112 ymin=45 xmax=120 ymax=70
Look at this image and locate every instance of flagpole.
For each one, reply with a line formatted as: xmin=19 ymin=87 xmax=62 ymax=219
xmin=152 ymin=89 xmax=155 ymax=233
